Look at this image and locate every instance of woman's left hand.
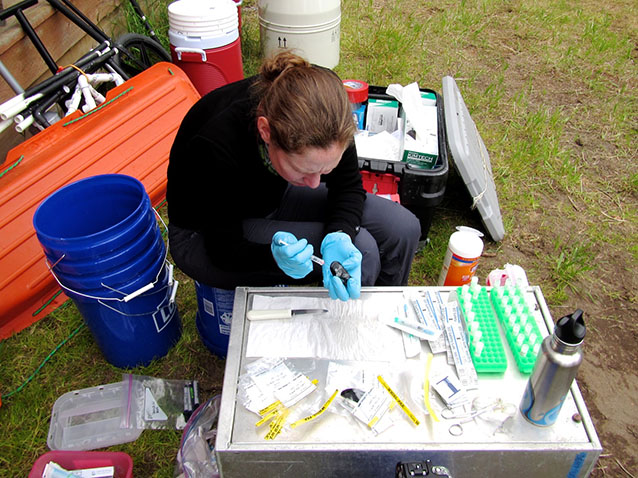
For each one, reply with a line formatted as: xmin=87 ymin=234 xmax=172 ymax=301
xmin=320 ymin=232 xmax=362 ymax=301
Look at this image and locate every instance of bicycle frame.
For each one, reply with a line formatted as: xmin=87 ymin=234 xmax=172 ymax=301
xmin=0 ymin=0 xmax=164 ymax=132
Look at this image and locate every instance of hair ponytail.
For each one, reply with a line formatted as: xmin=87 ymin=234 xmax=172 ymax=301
xmin=258 ymin=51 xmax=310 ymax=84
xmin=253 ymin=51 xmax=356 ymax=153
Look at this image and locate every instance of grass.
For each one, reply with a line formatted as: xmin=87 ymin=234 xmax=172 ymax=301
xmin=1 ymin=0 xmax=637 ymax=475
xmin=546 ymin=238 xmax=596 ymax=303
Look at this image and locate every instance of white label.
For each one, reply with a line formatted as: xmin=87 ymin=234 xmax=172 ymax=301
xmin=353 ymin=388 xmax=389 ymax=423
xmin=68 ymin=466 xmax=115 ymax=478
xmin=352 ymin=387 xmax=394 ymax=434
xmin=413 ymin=294 xmax=446 ymax=354
xmin=203 ymin=297 xmax=215 ymax=316
xmin=444 ymin=322 xmax=479 ymax=389
xmin=251 ymin=361 xmax=296 ymax=392
xmin=152 ymin=301 xmax=175 ymax=333
xmin=432 ymin=371 xmax=469 ymax=407
xmin=274 ymin=374 xmax=317 ymax=408
xmin=144 ymin=387 xmax=168 ymax=422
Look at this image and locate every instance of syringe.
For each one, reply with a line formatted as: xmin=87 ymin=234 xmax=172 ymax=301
xmin=277 ymin=239 xmax=351 ymax=285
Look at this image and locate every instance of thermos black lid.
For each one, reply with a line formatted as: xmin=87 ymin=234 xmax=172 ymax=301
xmin=555 ymin=309 xmax=586 ymax=344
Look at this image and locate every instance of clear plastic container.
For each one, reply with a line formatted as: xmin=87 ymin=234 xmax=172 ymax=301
xmin=47 ymin=381 xmax=142 ymax=451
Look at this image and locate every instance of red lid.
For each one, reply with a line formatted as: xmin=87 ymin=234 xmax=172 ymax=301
xmin=342 ymin=79 xmax=369 ymax=103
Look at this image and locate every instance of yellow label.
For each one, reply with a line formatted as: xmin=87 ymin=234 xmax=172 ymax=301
xmin=424 ymin=353 xmax=440 ymax=422
xmin=290 ymin=389 xmax=338 ymax=429
xmin=265 ymin=409 xmax=289 ymax=440
xmin=259 ymin=400 xmax=282 ymax=417
xmin=256 ymin=408 xmax=279 ymax=427
xmin=377 ymin=375 xmax=420 ymax=426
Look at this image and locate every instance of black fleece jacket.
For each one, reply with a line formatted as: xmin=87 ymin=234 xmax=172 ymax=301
xmin=166 ymin=76 xmax=366 ymax=273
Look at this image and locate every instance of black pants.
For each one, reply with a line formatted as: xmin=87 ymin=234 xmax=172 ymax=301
xmin=169 ymin=186 xmax=421 ymax=290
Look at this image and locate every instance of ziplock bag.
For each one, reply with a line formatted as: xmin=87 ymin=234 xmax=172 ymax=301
xmin=121 ymin=374 xmax=200 ymax=430
xmin=174 ymin=395 xmax=221 ymax=478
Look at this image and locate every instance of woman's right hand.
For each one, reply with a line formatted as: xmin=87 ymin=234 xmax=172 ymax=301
xmin=271 ymin=231 xmax=314 ymax=279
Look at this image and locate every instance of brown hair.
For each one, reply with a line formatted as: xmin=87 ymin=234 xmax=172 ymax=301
xmin=253 ymin=51 xmax=356 ymax=153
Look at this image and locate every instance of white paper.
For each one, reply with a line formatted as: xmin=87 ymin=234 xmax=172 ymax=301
xmin=144 ymin=387 xmax=168 ymax=421
xmin=246 ymin=294 xmax=405 ymax=361
xmin=354 ymin=130 xmax=401 ymax=161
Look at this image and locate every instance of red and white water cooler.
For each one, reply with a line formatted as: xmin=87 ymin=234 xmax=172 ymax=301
xmin=168 ymin=0 xmax=244 ymax=96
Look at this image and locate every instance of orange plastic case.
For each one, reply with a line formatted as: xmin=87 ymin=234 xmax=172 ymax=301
xmin=0 ymin=62 xmax=200 ymax=339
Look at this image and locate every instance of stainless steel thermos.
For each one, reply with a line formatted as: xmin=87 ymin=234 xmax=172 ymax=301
xmin=519 ymin=309 xmax=586 ymax=426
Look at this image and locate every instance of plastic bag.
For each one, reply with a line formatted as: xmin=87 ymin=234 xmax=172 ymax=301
xmin=174 ymin=395 xmax=221 ymax=478
xmin=121 ymin=374 xmax=200 ymax=430
xmin=237 ymin=358 xmax=325 ymax=440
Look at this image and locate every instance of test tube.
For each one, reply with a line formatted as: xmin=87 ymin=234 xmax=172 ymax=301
xmin=529 ymin=332 xmax=538 ymax=345
xmin=472 ymin=329 xmax=483 ymax=342
xmin=533 ymin=342 xmax=541 ymax=355
xmin=524 ymin=322 xmax=533 ymax=335
xmin=512 ymin=323 xmax=521 ymax=336
xmin=464 ymin=302 xmax=473 ymax=315
xmin=466 ymin=310 xmax=476 ymax=324
xmin=516 ymin=333 xmax=525 ymax=346
xmin=474 ymin=341 xmax=484 ymax=357
xmin=520 ymin=343 xmax=530 ymax=357
xmin=470 ymin=277 xmax=480 ymax=295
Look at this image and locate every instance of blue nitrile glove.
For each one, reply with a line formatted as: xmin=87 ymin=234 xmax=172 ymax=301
xmin=271 ymin=231 xmax=314 ymax=279
xmin=320 ymin=232 xmax=362 ymax=301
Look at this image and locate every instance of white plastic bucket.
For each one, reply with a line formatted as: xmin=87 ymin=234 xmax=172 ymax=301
xmin=258 ymin=0 xmax=341 ymax=68
xmin=168 ymin=0 xmax=239 ymax=49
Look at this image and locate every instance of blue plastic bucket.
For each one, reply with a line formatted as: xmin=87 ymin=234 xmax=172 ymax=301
xmin=49 ymin=232 xmax=166 ymax=291
xmin=33 ymin=174 xmax=181 ymax=368
xmin=43 ymin=217 xmax=160 ymax=277
xmin=34 ymin=175 xmax=157 ymax=261
xmin=69 ymin=264 xmax=180 ymax=367
xmin=194 ymin=282 xmax=235 ymax=357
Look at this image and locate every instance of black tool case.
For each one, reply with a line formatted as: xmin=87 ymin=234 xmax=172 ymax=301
xmin=357 ymin=85 xmax=449 ymax=239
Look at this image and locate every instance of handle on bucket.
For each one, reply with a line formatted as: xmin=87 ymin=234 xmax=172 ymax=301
xmin=97 ymin=278 xmax=179 ymax=317
xmin=44 ymin=207 xmax=173 ymax=304
xmin=175 ymin=47 xmax=207 ymax=62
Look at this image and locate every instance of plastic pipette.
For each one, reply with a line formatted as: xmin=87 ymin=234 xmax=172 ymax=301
xmin=277 ymin=239 xmax=324 ymax=265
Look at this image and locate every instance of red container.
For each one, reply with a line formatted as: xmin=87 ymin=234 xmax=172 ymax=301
xmin=361 ymin=170 xmax=401 ymax=203
xmin=170 ymin=38 xmax=244 ymax=96
xmin=234 ymin=0 xmax=242 ymax=30
xmin=29 ymin=451 xmax=133 ymax=478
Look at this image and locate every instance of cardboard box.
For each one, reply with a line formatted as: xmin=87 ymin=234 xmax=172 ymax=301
xmin=365 ymin=98 xmax=399 ymax=134
xmin=400 ymin=103 xmax=439 ymax=169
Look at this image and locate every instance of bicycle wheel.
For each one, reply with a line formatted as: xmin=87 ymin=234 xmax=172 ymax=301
xmin=113 ymin=33 xmax=172 ymax=78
